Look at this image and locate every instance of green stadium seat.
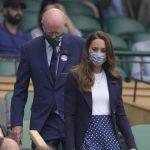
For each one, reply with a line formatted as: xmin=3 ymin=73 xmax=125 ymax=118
xmin=131 ymin=124 xmax=150 ymax=150
xmin=0 ymin=11 xmax=3 ymax=22
xmin=122 ymin=60 xmax=130 ymax=78
xmin=0 ymin=59 xmax=16 ymax=76
xmin=23 ymin=0 xmax=41 ymax=12
xmin=115 ymin=56 xmax=122 ymax=67
xmin=146 ymin=21 xmax=150 ymax=33
xmin=82 ymin=1 xmax=99 ymax=18
xmin=20 ymin=11 xmax=38 ymax=32
xmin=5 ymin=91 xmax=33 ymax=120
xmin=0 ymin=0 xmax=2 ymax=10
xmin=22 ymin=119 xmax=32 ymax=149
xmin=115 ymin=66 xmax=127 ymax=80
xmin=108 ymin=34 xmax=128 ymax=51
xmin=103 ymin=16 xmax=145 ymax=40
xmin=128 ymin=33 xmax=150 ymax=48
xmin=88 ymin=0 xmax=98 ymax=5
xmin=115 ymin=53 xmax=130 ymax=78
xmin=5 ymin=91 xmax=33 ymax=149
xmin=61 ymin=1 xmax=96 ymax=17
xmin=108 ymin=34 xmax=130 ymax=77
xmin=70 ymin=14 xmax=101 ymax=38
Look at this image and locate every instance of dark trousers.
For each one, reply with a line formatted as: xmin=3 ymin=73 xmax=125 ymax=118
xmin=46 ymin=137 xmax=65 ymax=150
xmin=32 ymin=112 xmax=65 ymax=150
xmin=32 ymin=138 xmax=65 ymax=150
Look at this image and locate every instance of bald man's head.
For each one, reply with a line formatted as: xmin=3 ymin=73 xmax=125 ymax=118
xmin=1 ymin=138 xmax=20 ymax=150
xmin=41 ymin=8 xmax=66 ymax=47
xmin=42 ymin=8 xmax=66 ymax=36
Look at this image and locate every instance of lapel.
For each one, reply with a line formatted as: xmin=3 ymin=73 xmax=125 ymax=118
xmin=56 ymin=34 xmax=70 ymax=82
xmin=105 ymin=70 xmax=118 ymax=112
xmin=37 ymin=36 xmax=53 ymax=85
xmin=82 ymin=91 xmax=92 ymax=110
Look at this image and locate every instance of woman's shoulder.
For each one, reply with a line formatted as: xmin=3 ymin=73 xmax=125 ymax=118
xmin=67 ymin=71 xmax=78 ymax=80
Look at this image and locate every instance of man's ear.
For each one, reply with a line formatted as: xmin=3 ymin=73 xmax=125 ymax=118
xmin=41 ymin=20 xmax=45 ymax=31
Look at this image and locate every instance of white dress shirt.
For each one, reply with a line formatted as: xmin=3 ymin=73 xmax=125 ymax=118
xmin=45 ymin=39 xmax=61 ymax=75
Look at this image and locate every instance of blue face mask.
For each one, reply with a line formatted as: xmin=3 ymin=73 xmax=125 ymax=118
xmin=89 ymin=52 xmax=106 ymax=66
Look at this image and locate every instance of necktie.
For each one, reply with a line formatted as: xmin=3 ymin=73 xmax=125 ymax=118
xmin=50 ymin=47 xmax=57 ymax=82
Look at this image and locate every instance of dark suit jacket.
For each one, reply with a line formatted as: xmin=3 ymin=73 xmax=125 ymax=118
xmin=11 ymin=34 xmax=85 ymax=134
xmin=64 ymin=71 xmax=136 ymax=150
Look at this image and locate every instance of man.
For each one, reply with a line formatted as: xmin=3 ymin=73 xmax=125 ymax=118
xmin=0 ymin=128 xmax=20 ymax=150
xmin=131 ymin=39 xmax=150 ymax=82
xmin=0 ymin=0 xmax=31 ymax=56
xmin=0 ymin=137 xmax=20 ymax=150
xmin=11 ymin=8 xmax=84 ymax=149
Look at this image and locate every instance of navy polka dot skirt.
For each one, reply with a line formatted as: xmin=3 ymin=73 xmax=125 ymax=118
xmin=80 ymin=115 xmax=121 ymax=150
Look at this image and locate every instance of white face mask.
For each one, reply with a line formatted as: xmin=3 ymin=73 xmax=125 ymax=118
xmin=89 ymin=52 xmax=106 ymax=66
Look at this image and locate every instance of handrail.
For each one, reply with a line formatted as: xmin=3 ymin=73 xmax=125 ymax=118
xmin=115 ymin=50 xmax=150 ymax=56
xmin=0 ymin=51 xmax=150 ymax=58
xmin=115 ymin=50 xmax=150 ymax=103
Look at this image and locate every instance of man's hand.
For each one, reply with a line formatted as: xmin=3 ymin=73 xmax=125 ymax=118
xmin=11 ymin=126 xmax=23 ymax=144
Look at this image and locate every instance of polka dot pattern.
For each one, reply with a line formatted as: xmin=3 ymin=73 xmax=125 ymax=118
xmin=80 ymin=115 xmax=121 ymax=150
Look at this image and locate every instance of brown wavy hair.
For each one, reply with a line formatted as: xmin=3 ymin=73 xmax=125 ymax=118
xmin=72 ymin=31 xmax=120 ymax=92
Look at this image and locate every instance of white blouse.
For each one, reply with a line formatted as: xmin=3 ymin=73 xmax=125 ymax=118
xmin=91 ymin=71 xmax=110 ymax=115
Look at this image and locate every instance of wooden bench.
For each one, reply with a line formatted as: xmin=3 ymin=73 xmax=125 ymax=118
xmin=123 ymin=81 xmax=150 ymax=98
xmin=29 ymin=130 xmax=54 ymax=150
xmin=122 ymin=81 xmax=150 ymax=125
xmin=0 ymin=77 xmax=33 ymax=98
xmin=0 ymin=76 xmax=150 ymax=125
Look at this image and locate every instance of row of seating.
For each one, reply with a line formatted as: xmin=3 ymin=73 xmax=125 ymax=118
xmin=0 ymin=0 xmax=149 ymax=80
xmin=1 ymin=0 xmax=150 ymax=39
xmin=131 ymin=124 xmax=150 ymax=150
xmin=18 ymin=14 xmax=149 ymax=39
xmin=0 ymin=54 xmax=128 ymax=79
xmin=20 ymin=0 xmax=99 ymax=15
xmin=0 ymin=0 xmax=150 ymax=43
xmin=1 ymin=29 xmax=150 ymax=79
xmin=0 ymin=32 xmax=149 ymax=80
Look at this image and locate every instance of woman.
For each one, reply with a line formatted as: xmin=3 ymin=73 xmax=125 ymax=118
xmin=64 ymin=31 xmax=136 ymax=150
